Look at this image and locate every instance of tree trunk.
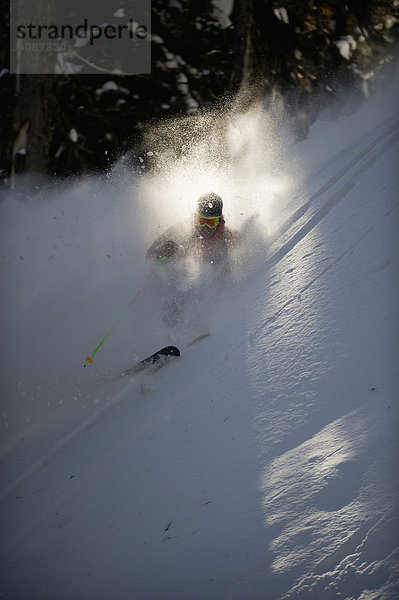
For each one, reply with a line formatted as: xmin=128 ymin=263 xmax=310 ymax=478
xmin=12 ymin=75 xmax=58 ymax=176
xmin=231 ymin=0 xmax=253 ymax=89
xmin=10 ymin=0 xmax=58 ymax=178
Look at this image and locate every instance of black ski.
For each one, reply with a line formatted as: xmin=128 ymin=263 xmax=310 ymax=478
xmin=85 ymin=347 xmax=181 ymax=394
xmin=137 ymin=345 xmax=180 ymax=368
xmin=118 ymin=345 xmax=180 ymax=378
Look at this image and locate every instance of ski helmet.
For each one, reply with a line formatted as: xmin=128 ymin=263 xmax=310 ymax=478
xmin=197 ymin=192 xmax=223 ymax=217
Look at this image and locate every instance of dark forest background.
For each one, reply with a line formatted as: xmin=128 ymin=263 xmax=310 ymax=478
xmin=1 ymin=0 xmax=398 ymax=181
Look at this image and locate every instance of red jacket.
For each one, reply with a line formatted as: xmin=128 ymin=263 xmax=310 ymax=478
xmin=192 ymin=219 xmax=236 ymax=264
xmin=146 ymin=217 xmax=236 ymax=265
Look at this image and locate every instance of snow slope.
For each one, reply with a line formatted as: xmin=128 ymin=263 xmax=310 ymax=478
xmin=1 ymin=101 xmax=398 ymax=597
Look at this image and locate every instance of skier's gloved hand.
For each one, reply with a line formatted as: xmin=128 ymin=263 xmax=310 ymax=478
xmin=146 ymin=239 xmax=179 ymax=261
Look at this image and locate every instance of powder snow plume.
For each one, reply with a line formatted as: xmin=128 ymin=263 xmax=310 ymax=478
xmin=137 ymin=99 xmax=301 ymax=240
xmin=0 ymin=98 xmax=299 ymax=452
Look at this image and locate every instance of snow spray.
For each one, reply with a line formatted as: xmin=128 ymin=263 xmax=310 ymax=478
xmin=83 ymin=255 xmax=166 ymax=367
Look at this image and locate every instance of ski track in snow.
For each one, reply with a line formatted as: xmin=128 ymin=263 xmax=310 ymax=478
xmin=0 ymin=106 xmax=398 ymax=599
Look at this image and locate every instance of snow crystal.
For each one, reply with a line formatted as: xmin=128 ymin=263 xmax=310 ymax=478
xmin=335 ymin=35 xmax=357 ymax=60
xmin=274 ymin=7 xmax=289 ymax=24
xmin=151 ymin=35 xmax=164 ymax=44
xmin=69 ymin=128 xmax=78 ymax=143
xmin=385 ymin=15 xmax=396 ymax=29
xmin=95 ymin=81 xmax=119 ymax=96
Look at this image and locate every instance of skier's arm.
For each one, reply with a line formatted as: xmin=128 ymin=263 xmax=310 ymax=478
xmin=146 ymin=237 xmax=180 ymax=261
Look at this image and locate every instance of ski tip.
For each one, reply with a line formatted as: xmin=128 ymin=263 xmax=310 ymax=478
xmin=161 ymin=346 xmax=180 ymax=357
xmin=138 ymin=345 xmax=181 ymax=367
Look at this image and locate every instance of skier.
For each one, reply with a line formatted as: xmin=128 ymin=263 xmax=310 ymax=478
xmin=146 ymin=191 xmax=236 ymax=267
xmin=146 ymin=192 xmax=237 ymax=324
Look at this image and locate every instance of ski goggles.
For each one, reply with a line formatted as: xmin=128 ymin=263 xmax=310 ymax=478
xmin=196 ymin=214 xmax=221 ymax=228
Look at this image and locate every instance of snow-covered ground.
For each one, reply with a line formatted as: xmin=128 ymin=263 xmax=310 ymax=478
xmin=1 ymin=75 xmax=398 ymax=599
